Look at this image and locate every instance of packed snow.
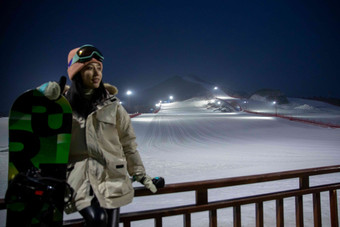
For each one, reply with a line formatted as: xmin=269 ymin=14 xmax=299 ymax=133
xmin=0 ymin=97 xmax=340 ymax=226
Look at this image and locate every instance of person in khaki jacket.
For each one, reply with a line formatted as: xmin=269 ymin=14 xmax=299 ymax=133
xmin=63 ymin=44 xmax=157 ymax=227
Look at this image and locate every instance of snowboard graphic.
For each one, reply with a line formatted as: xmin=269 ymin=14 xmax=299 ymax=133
xmin=6 ymin=89 xmax=72 ymax=226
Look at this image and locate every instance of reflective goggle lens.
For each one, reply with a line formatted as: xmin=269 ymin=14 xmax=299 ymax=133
xmin=68 ymin=45 xmax=104 ymax=67
xmin=77 ymin=46 xmax=104 ymax=61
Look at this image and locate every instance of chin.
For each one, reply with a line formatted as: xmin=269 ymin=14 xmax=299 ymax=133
xmin=93 ymin=84 xmax=100 ymax=89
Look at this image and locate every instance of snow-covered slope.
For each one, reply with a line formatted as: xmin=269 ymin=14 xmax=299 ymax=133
xmin=243 ymin=97 xmax=340 ymax=126
xmin=122 ymin=99 xmax=340 ymax=226
xmin=1 ymin=97 xmax=339 ymax=226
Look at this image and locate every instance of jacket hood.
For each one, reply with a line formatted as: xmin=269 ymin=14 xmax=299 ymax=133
xmin=104 ymin=83 xmax=118 ymax=95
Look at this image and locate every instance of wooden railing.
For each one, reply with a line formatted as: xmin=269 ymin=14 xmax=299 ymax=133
xmin=1 ymin=165 xmax=340 ymax=226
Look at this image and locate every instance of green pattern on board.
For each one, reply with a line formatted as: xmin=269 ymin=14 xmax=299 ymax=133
xmin=6 ymin=88 xmax=72 ymax=226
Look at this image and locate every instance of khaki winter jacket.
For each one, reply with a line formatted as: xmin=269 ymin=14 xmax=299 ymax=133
xmin=65 ymin=84 xmax=145 ymax=213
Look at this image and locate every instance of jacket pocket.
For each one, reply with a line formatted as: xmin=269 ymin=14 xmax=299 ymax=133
xmin=99 ymin=160 xmax=133 ymax=197
xmin=106 ymin=159 xmax=127 ymax=178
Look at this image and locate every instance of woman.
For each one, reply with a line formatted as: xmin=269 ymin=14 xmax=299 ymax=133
xmin=64 ymin=44 xmax=157 ymax=227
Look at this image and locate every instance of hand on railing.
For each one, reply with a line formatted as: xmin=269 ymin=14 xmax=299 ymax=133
xmin=133 ymin=174 xmax=157 ymax=193
xmin=133 ymin=175 xmax=165 ymax=193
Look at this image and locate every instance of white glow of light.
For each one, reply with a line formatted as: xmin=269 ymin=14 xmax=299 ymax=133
xmin=126 ymin=90 xmax=132 ymax=95
xmin=214 ymin=86 xmax=218 ymax=90
xmin=215 ymin=96 xmax=236 ymax=100
xmin=169 ymin=96 xmax=173 ymax=100
xmin=132 ymin=117 xmax=154 ymax=122
xmin=236 ymin=116 xmax=275 ymax=120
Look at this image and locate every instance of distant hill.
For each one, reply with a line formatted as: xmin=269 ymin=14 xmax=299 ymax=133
xmin=127 ymin=76 xmax=219 ymax=112
xmin=123 ymin=76 xmax=337 ymax=113
xmin=250 ymin=88 xmax=289 ymax=104
xmin=302 ymin=96 xmax=340 ymax=107
xmin=143 ymin=76 xmax=212 ymax=103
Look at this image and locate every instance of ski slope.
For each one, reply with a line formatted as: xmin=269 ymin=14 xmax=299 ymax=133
xmin=1 ymin=98 xmax=340 ymax=226
xmin=121 ymin=98 xmax=340 ymax=226
xmin=133 ymin=99 xmax=340 ymax=182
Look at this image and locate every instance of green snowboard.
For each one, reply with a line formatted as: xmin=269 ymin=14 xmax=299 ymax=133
xmin=6 ymin=89 xmax=72 ymax=226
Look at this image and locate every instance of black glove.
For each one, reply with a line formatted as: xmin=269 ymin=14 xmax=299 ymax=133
xmin=152 ymin=177 xmax=165 ymax=188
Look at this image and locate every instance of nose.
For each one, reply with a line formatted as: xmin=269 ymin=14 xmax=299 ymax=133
xmin=93 ymin=68 xmax=100 ymax=76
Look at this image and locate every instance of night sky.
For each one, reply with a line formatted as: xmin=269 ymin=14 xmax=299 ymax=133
xmin=1 ymin=0 xmax=339 ymax=114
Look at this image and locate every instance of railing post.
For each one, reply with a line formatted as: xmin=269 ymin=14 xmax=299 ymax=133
xmin=313 ymin=192 xmax=322 ymax=227
xmin=295 ymin=195 xmax=304 ymax=227
xmin=155 ymin=217 xmax=162 ymax=227
xmin=296 ymin=176 xmax=309 ymax=227
xmin=233 ymin=205 xmax=241 ymax=227
xmin=256 ymin=202 xmax=264 ymax=227
xmin=329 ymin=190 xmax=339 ymax=227
xmin=209 ymin=209 xmax=217 ymax=227
xmin=300 ymin=176 xmax=309 ymax=189
xmin=183 ymin=213 xmax=191 ymax=227
xmin=276 ymin=199 xmax=284 ymax=227
xmin=123 ymin=221 xmax=131 ymax=227
xmin=196 ymin=188 xmax=208 ymax=205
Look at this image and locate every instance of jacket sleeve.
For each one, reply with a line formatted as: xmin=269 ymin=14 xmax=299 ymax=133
xmin=116 ymin=103 xmax=146 ymax=176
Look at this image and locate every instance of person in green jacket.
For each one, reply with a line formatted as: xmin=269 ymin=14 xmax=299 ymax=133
xmin=64 ymin=44 xmax=157 ymax=227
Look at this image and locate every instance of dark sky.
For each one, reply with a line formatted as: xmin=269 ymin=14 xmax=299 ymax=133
xmin=1 ymin=0 xmax=339 ymax=114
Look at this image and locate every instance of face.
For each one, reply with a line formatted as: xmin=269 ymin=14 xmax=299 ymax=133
xmin=80 ymin=62 xmax=103 ymax=89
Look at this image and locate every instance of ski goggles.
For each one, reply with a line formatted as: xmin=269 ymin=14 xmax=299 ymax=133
xmin=68 ymin=44 xmax=104 ymax=67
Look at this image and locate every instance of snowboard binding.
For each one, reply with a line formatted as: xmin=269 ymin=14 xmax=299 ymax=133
xmin=5 ymin=167 xmax=73 ymax=226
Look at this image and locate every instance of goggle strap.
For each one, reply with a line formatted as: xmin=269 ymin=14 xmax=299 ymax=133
xmin=78 ymin=51 xmax=104 ymax=61
xmin=68 ymin=52 xmax=103 ymax=68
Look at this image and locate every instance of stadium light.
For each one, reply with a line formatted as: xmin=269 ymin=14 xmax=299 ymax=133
xmin=273 ymin=101 xmax=277 ymax=116
xmin=126 ymin=90 xmax=133 ymax=112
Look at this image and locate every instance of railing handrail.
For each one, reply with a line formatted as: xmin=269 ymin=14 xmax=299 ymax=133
xmin=1 ymin=165 xmax=339 ymax=203
xmin=120 ymin=183 xmax=340 ymax=221
xmin=1 ymin=164 xmax=340 ymax=227
xmin=133 ymin=164 xmax=340 ymax=196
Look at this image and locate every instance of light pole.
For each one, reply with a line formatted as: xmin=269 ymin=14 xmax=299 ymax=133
xmin=126 ymin=90 xmax=132 ymax=112
xmin=243 ymin=100 xmax=248 ymax=111
xmin=273 ymin=101 xmax=277 ymax=116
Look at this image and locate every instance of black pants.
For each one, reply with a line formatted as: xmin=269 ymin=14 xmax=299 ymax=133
xmin=79 ymin=197 xmax=120 ymax=227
